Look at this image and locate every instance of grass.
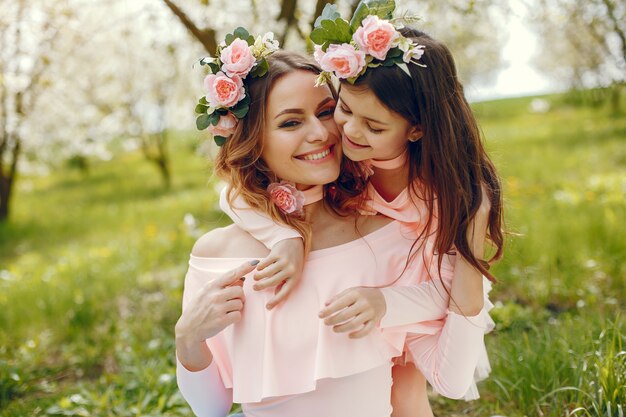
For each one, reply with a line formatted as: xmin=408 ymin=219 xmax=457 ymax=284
xmin=0 ymin=94 xmax=625 ymax=416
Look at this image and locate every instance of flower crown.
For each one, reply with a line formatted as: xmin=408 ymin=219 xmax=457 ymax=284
xmin=311 ymin=0 xmax=425 ymax=85
xmin=195 ymin=27 xmax=279 ymax=146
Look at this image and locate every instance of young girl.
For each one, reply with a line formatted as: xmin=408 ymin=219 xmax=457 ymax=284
xmin=218 ymin=2 xmax=503 ymax=411
xmin=178 ymin=47 xmax=490 ymax=417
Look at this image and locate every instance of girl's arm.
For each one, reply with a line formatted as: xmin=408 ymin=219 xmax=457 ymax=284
xmin=219 ymin=186 xmax=305 ymax=309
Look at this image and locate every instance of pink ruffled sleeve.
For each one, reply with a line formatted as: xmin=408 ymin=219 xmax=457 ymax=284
xmin=219 ymin=186 xmax=301 ymax=249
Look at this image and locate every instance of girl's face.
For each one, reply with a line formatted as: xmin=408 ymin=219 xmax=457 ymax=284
xmin=262 ymin=70 xmax=341 ymax=189
xmin=334 ymin=83 xmax=421 ymax=162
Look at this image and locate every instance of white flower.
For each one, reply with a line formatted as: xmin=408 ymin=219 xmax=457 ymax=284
xmin=402 ymin=44 xmax=425 ymax=63
xmin=253 ymin=32 xmax=279 ymax=57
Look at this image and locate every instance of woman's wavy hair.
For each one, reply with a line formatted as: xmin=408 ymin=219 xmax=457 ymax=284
xmin=214 ymin=51 xmax=367 ymax=252
xmin=341 ymin=28 xmax=504 ymax=282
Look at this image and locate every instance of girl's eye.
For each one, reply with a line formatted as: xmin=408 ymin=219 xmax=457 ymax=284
xmin=279 ymin=120 xmax=301 ymax=128
xmin=367 ymin=125 xmax=383 ymax=134
xmin=340 ymin=105 xmax=352 ymax=114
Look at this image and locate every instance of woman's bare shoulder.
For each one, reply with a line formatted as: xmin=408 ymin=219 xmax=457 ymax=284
xmin=192 ymin=225 xmax=269 ymax=258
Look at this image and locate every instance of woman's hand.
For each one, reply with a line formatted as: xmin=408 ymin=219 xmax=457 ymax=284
xmin=176 ymin=261 xmax=256 ymax=368
xmin=318 ymin=287 xmax=387 ymax=339
xmin=252 ymin=238 xmax=305 ymax=310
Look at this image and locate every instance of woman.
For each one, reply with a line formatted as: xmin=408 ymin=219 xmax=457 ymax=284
xmin=177 ymin=49 xmax=490 ymax=417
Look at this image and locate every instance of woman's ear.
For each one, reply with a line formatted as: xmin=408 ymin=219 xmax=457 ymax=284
xmin=408 ymin=125 xmax=423 ymax=142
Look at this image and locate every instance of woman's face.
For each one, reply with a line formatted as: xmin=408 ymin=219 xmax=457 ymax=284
xmin=334 ymin=83 xmax=420 ymax=162
xmin=262 ymin=70 xmax=341 ymax=189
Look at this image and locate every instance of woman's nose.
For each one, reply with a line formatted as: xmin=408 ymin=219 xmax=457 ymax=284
xmin=306 ymin=116 xmax=329 ymax=143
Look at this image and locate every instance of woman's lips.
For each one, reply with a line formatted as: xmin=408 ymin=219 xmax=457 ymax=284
xmin=294 ymin=144 xmax=335 ymax=164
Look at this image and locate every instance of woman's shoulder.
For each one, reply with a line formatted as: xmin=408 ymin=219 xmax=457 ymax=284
xmin=192 ymin=224 xmax=269 ymax=258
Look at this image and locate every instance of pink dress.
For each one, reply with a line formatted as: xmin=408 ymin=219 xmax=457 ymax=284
xmin=177 ymin=220 xmax=493 ymax=416
xmin=217 ymin=184 xmax=494 ymax=398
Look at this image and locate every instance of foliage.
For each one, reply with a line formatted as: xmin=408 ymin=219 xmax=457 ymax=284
xmin=0 ymin=94 xmax=625 ymax=415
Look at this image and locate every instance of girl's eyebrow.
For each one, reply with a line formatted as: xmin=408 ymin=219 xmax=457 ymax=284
xmin=339 ymin=95 xmax=388 ymax=126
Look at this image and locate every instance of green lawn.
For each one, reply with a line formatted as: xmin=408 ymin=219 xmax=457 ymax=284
xmin=1 ymin=93 xmax=624 ymax=416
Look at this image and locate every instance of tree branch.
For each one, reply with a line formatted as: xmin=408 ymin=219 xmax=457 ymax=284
xmin=161 ymin=0 xmax=217 ymax=54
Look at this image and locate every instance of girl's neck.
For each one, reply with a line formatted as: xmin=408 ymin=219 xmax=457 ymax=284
xmin=370 ymin=161 xmax=410 ymax=202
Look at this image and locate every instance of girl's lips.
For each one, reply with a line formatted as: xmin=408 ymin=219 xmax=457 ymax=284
xmin=342 ymin=134 xmax=369 ymax=150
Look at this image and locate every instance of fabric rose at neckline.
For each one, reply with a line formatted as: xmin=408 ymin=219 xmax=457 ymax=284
xmin=267 ymin=181 xmax=306 ymax=216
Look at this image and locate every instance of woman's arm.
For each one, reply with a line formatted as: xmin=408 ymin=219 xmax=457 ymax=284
xmin=176 ymin=259 xmax=257 ymax=415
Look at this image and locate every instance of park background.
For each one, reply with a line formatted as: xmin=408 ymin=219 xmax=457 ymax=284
xmin=1 ymin=0 xmax=624 ymax=415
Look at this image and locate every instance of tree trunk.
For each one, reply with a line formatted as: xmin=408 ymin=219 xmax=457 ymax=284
xmin=0 ymin=139 xmax=20 ymax=222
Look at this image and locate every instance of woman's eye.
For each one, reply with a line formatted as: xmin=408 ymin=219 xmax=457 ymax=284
xmin=279 ymin=120 xmax=300 ymax=128
xmin=318 ymin=107 xmax=335 ymax=118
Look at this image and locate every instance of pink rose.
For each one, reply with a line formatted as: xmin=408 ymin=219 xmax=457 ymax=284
xmin=208 ymin=112 xmax=238 ymax=137
xmin=220 ymin=38 xmax=256 ymax=78
xmin=267 ymin=181 xmax=305 ymax=215
xmin=204 ymin=71 xmax=245 ymax=108
xmin=352 ymin=15 xmax=398 ymax=61
xmin=318 ymin=44 xmax=366 ymax=79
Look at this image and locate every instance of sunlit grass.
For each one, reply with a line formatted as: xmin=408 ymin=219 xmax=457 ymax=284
xmin=1 ymin=95 xmax=625 ymax=416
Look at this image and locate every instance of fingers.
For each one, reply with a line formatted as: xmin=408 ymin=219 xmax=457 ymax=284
xmin=253 ymin=270 xmax=290 ymax=291
xmin=318 ymin=289 xmax=356 ymax=319
xmin=332 ymin=313 xmax=370 ymax=334
xmin=255 ymin=260 xmax=294 ymax=280
xmin=266 ymin=278 xmax=297 ymax=310
xmin=349 ymin=320 xmax=376 ymax=339
xmin=255 ymin=255 xmax=278 ymax=271
xmin=219 ymin=285 xmax=245 ymax=302
xmin=322 ymin=303 xmax=362 ymax=326
xmin=222 ymin=298 xmax=243 ymax=313
xmin=215 ymin=260 xmax=259 ymax=288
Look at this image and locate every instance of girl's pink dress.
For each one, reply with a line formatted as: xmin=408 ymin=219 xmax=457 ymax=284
xmin=177 ymin=220 xmax=492 ymax=417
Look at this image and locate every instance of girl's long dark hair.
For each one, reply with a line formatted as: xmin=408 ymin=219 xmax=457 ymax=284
xmin=343 ymin=28 xmax=504 ymax=282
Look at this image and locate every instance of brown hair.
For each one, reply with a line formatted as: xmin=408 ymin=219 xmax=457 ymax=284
xmin=214 ymin=51 xmax=365 ymax=251
xmin=342 ymin=28 xmax=504 ymax=282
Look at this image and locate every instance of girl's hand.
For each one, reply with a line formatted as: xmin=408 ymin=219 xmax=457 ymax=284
xmin=176 ymin=261 xmax=256 ymax=343
xmin=318 ymin=287 xmax=387 ymax=339
xmin=252 ymin=238 xmax=305 ymax=310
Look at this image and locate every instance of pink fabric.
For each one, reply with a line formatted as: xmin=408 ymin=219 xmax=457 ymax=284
xmin=181 ymin=221 xmax=413 ymax=404
xmin=216 ymin=180 xmax=494 ymax=401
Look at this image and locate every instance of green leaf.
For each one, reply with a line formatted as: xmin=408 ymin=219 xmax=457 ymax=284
xmin=214 ymin=135 xmax=227 ymax=146
xmin=196 ymin=114 xmax=210 ymax=130
xmin=310 ymin=18 xmax=352 ymax=46
xmin=231 ymin=104 xmax=249 ymax=119
xmin=350 ymin=0 xmax=396 ymax=23
xmin=209 ymin=112 xmax=221 ymax=126
xmin=199 ymin=96 xmax=208 ymax=105
xmin=195 ymin=104 xmax=209 ymax=114
xmin=233 ymin=27 xmax=250 ymax=40
xmin=208 ymin=62 xmax=220 ymax=74
xmin=386 ymin=47 xmax=403 ymax=59
xmin=350 ymin=3 xmax=371 ymax=30
xmin=250 ymin=58 xmax=269 ymax=78
xmin=314 ymin=3 xmax=341 ymax=29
